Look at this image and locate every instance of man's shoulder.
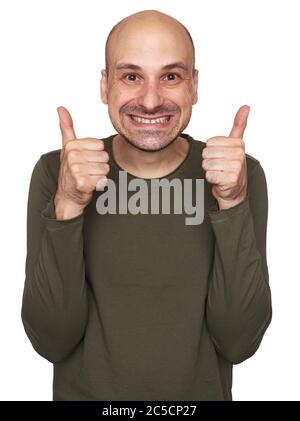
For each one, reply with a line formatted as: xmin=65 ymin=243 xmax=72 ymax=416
xmin=41 ymin=148 xmax=61 ymax=161
xmin=39 ymin=148 xmax=61 ymax=180
xmin=188 ymin=136 xmax=205 ymax=144
xmin=183 ymin=133 xmax=206 ymax=150
xmin=245 ymin=152 xmax=263 ymax=176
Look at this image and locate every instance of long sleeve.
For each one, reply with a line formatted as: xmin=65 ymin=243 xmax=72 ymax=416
xmin=205 ymin=161 xmax=272 ymax=364
xmin=21 ymin=155 xmax=89 ymax=363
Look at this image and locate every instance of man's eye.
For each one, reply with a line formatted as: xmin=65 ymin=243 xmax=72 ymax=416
xmin=124 ymin=74 xmax=138 ymax=82
xmin=165 ymin=73 xmax=180 ymax=81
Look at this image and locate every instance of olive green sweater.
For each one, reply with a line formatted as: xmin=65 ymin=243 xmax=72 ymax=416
xmin=21 ymin=133 xmax=272 ymax=401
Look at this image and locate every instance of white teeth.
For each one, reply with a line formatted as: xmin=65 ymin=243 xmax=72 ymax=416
xmin=131 ymin=116 xmax=170 ymax=124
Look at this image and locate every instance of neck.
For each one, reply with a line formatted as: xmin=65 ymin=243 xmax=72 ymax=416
xmin=112 ymin=134 xmax=190 ymax=179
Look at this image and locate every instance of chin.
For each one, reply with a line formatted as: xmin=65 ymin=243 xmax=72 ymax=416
xmin=122 ymin=132 xmax=180 ymax=152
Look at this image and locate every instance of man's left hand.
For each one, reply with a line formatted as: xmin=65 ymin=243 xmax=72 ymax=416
xmin=202 ymin=105 xmax=250 ymax=210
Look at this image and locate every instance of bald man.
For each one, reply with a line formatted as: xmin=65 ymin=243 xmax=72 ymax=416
xmin=21 ymin=10 xmax=272 ymax=401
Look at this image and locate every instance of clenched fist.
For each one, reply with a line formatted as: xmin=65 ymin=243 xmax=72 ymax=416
xmin=54 ymin=106 xmax=110 ymax=220
xmin=202 ymin=105 xmax=250 ymax=210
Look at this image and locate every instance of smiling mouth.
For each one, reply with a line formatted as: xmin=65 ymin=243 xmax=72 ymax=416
xmin=129 ymin=114 xmax=172 ymax=125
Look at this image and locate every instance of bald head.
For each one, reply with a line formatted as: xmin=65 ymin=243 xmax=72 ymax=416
xmin=105 ymin=10 xmax=195 ymax=73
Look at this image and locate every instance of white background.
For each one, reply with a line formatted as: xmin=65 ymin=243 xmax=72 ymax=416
xmin=0 ymin=0 xmax=299 ymax=400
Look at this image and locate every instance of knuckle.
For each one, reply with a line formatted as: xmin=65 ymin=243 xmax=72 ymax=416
xmin=64 ymin=140 xmax=75 ymax=153
xmin=236 ymin=149 xmax=245 ymax=159
xmin=205 ymin=170 xmax=214 ymax=183
xmin=202 ymin=148 xmax=209 ymax=159
xmin=102 ymin=163 xmax=110 ymax=174
xmin=230 ymin=173 xmax=238 ymax=184
xmin=101 ymin=151 xmax=109 ymax=162
xmin=202 ymin=159 xmax=208 ymax=170
xmin=96 ymin=177 xmax=108 ymax=190
xmin=70 ymin=162 xmax=81 ymax=174
xmin=75 ymin=177 xmax=86 ymax=191
xmin=91 ymin=138 xmax=103 ymax=148
xmin=67 ymin=149 xmax=78 ymax=163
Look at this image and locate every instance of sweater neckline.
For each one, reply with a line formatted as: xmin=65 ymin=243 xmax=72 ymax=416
xmin=107 ymin=133 xmax=195 ymax=181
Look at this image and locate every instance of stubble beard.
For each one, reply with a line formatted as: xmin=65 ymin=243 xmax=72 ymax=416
xmin=112 ymin=114 xmax=185 ymax=153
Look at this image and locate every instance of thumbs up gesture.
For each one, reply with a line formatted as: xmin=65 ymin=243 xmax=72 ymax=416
xmin=202 ymin=105 xmax=250 ymax=210
xmin=54 ymin=106 xmax=110 ymax=220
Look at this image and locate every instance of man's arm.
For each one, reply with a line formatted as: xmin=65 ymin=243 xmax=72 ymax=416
xmin=205 ymin=161 xmax=272 ymax=364
xmin=21 ymin=155 xmax=89 ymax=363
xmin=21 ymin=107 xmax=110 ymax=363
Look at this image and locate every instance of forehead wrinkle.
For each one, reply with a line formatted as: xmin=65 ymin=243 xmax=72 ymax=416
xmin=115 ymin=62 xmax=189 ymax=73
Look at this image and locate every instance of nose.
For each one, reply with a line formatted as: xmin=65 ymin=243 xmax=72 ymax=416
xmin=137 ymin=80 xmax=164 ymax=112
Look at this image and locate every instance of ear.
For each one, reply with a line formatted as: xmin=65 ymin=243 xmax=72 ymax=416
xmin=100 ymin=69 xmax=108 ymax=104
xmin=192 ymin=69 xmax=199 ymax=105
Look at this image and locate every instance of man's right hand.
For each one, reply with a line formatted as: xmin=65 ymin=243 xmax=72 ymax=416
xmin=54 ymin=106 xmax=110 ymax=220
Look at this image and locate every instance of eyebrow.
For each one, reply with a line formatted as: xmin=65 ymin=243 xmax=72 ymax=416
xmin=115 ymin=62 xmax=189 ymax=72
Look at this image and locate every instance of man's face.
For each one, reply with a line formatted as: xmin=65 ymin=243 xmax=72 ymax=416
xmin=101 ymin=20 xmax=198 ymax=152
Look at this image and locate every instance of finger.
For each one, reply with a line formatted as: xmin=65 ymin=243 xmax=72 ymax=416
xmin=76 ymin=175 xmax=108 ymax=193
xmin=70 ymin=161 xmax=109 ymax=176
xmin=202 ymin=146 xmax=243 ymax=159
xmin=202 ymin=158 xmax=241 ymax=172
xmin=205 ymin=170 xmax=236 ymax=186
xmin=87 ymin=162 xmax=110 ymax=175
xmin=57 ymin=106 xmax=77 ymax=146
xmin=82 ymin=150 xmax=109 ymax=162
xmin=89 ymin=175 xmax=108 ymax=190
xmin=206 ymin=137 xmax=243 ymax=148
xmin=229 ymin=105 xmax=250 ymax=139
xmin=66 ymin=138 xmax=105 ymax=152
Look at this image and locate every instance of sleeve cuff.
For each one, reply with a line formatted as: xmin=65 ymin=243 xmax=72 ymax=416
xmin=41 ymin=192 xmax=84 ymax=228
xmin=208 ymin=195 xmax=250 ymax=223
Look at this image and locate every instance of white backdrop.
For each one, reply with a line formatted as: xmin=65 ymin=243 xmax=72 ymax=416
xmin=0 ymin=0 xmax=299 ymax=401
